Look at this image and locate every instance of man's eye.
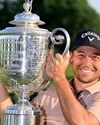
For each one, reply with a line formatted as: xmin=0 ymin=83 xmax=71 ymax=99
xmin=77 ymin=53 xmax=85 ymax=57
xmin=91 ymin=55 xmax=100 ymax=61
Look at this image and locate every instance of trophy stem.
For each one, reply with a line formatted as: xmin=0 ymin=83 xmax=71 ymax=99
xmin=19 ymin=85 xmax=30 ymax=101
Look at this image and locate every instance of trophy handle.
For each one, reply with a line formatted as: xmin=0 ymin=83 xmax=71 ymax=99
xmin=50 ymin=28 xmax=70 ymax=56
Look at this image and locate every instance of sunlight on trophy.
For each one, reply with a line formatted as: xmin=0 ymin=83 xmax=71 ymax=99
xmin=0 ymin=0 xmax=70 ymax=125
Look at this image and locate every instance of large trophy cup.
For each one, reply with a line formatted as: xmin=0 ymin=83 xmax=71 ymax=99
xmin=0 ymin=0 xmax=70 ymax=125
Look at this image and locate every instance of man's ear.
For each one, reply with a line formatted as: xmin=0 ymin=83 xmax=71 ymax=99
xmin=69 ymin=52 xmax=73 ymax=64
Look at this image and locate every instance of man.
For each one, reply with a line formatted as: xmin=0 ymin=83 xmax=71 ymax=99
xmin=1 ymin=29 xmax=100 ymax=125
xmin=44 ymin=29 xmax=100 ymax=125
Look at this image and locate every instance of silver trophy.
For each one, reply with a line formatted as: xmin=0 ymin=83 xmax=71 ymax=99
xmin=0 ymin=0 xmax=70 ymax=125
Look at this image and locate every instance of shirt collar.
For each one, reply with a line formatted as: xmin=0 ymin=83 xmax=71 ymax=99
xmin=85 ymin=80 xmax=100 ymax=94
xmin=69 ymin=78 xmax=100 ymax=95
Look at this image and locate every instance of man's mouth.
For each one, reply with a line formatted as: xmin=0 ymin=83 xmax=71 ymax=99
xmin=81 ymin=69 xmax=93 ymax=73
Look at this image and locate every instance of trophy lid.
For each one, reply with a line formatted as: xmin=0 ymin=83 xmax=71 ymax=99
xmin=9 ymin=1 xmax=45 ymax=26
xmin=0 ymin=0 xmax=50 ymax=34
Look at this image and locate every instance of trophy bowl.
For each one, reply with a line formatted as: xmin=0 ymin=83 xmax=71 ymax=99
xmin=0 ymin=1 xmax=70 ymax=125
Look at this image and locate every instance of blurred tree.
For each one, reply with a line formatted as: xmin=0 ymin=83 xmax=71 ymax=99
xmin=39 ymin=0 xmax=100 ymax=43
xmin=0 ymin=0 xmax=22 ymax=29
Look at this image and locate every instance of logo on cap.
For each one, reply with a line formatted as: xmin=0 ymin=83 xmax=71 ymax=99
xmin=81 ymin=31 xmax=100 ymax=41
xmin=87 ymin=36 xmax=94 ymax=42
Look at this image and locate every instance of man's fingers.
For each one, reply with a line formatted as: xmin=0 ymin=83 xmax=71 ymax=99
xmin=55 ymin=53 xmax=63 ymax=62
xmin=64 ymin=52 xmax=70 ymax=60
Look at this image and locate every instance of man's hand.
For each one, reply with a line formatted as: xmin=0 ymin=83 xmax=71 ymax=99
xmin=46 ymin=52 xmax=70 ymax=82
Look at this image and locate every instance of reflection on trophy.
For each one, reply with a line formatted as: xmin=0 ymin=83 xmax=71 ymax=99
xmin=0 ymin=0 xmax=70 ymax=125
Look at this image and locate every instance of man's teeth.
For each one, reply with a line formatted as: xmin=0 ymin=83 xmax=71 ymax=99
xmin=81 ymin=69 xmax=92 ymax=73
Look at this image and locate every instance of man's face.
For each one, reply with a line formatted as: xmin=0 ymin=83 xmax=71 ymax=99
xmin=70 ymin=46 xmax=100 ymax=83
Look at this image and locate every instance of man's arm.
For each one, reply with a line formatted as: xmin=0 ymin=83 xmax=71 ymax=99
xmin=0 ymin=83 xmax=12 ymax=114
xmin=55 ymin=77 xmax=99 ymax=125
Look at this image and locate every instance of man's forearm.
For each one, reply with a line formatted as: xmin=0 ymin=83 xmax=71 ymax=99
xmin=54 ymin=77 xmax=99 ymax=125
xmin=0 ymin=83 xmax=12 ymax=113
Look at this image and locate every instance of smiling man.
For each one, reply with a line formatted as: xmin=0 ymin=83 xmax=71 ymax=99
xmin=46 ymin=29 xmax=100 ymax=125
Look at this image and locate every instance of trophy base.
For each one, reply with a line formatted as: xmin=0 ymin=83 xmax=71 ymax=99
xmin=1 ymin=100 xmax=43 ymax=125
xmin=1 ymin=113 xmax=43 ymax=125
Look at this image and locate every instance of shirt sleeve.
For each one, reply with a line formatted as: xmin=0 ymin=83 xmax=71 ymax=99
xmin=87 ymin=95 xmax=100 ymax=122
